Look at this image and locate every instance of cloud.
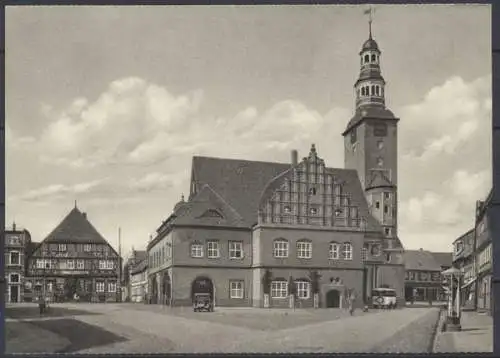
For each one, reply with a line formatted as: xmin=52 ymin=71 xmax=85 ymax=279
xmin=11 ymin=178 xmax=108 ymax=202
xmin=128 ymin=172 xmax=178 ymax=192
xmin=6 ymin=123 xmax=36 ymax=150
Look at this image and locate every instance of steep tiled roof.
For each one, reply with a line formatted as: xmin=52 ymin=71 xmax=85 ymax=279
xmin=173 ymin=184 xmax=248 ymax=228
xmin=190 ymin=156 xmax=291 ymax=226
xmin=41 ymin=207 xmax=108 ymax=244
xmin=431 ymin=252 xmax=453 ymax=268
xmin=404 ymin=250 xmax=443 ymax=271
xmin=130 ymin=258 xmax=147 ymax=275
xmin=189 ymin=156 xmax=381 ymax=232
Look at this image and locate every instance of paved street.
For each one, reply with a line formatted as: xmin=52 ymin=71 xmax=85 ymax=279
xmin=7 ymin=303 xmax=441 ymax=353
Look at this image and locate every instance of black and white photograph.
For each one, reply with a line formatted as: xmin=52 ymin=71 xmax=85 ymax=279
xmin=5 ymin=3 xmax=492 ymax=354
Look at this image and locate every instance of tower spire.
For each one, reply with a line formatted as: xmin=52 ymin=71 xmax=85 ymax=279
xmin=364 ymin=6 xmax=374 ymax=39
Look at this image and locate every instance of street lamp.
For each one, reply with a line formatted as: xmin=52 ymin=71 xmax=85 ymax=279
xmin=442 ymin=266 xmax=463 ymax=332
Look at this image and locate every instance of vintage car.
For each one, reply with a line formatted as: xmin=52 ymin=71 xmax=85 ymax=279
xmin=193 ymin=293 xmax=213 ymax=312
xmin=371 ymin=288 xmax=397 ymax=309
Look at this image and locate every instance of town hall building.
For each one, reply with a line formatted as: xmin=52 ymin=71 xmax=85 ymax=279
xmin=146 ymin=25 xmax=406 ymax=308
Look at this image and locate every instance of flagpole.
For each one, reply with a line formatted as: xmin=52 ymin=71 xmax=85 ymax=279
xmin=118 ymin=227 xmax=122 ymax=303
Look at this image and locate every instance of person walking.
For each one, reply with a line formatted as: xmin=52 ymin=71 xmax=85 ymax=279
xmin=347 ymin=290 xmax=355 ymax=316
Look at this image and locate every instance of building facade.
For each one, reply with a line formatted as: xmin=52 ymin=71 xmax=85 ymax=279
xmin=122 ymin=249 xmax=147 ymax=302
xmin=452 ymin=229 xmax=476 ymax=309
xmin=25 ymin=206 xmax=121 ymax=303
xmin=475 ymin=192 xmax=492 ymax=314
xmin=146 ymin=29 xmax=406 ymax=309
xmin=4 ymin=224 xmax=32 ymax=303
xmin=130 ymin=259 xmax=148 ymax=303
xmin=404 ymin=249 xmax=451 ymax=302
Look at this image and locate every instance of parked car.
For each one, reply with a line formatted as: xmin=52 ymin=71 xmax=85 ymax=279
xmin=193 ymin=293 xmax=213 ymax=312
xmin=371 ymin=288 xmax=397 ymax=309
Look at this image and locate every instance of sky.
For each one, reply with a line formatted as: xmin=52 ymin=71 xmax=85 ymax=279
xmin=6 ymin=4 xmax=491 ymax=255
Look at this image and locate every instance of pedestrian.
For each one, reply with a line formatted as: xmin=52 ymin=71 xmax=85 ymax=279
xmin=38 ymin=296 xmax=46 ymax=316
xmin=348 ymin=290 xmax=355 ymax=315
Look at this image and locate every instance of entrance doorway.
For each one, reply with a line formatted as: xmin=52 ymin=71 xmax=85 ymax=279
xmin=10 ymin=285 xmax=19 ymax=303
xmin=191 ymin=276 xmax=214 ymax=303
xmin=326 ymin=289 xmax=340 ymax=308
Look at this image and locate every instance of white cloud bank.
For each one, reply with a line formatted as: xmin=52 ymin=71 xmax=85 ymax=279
xmin=8 ymin=74 xmax=491 ymax=252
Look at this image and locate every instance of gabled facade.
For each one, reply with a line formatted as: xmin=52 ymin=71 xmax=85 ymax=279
xmin=25 ymin=206 xmax=121 ymax=303
xmin=4 ymin=223 xmax=32 ymax=303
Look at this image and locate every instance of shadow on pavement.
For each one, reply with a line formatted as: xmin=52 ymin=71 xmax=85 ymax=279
xmin=6 ymin=306 xmax=100 ymax=319
xmin=28 ymin=318 xmax=128 ymax=353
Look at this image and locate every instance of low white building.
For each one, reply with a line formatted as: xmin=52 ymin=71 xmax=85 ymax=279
xmin=130 ymin=259 xmax=148 ymax=303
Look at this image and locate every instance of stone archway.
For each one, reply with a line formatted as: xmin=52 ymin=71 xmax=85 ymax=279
xmin=191 ymin=276 xmax=214 ymax=303
xmin=326 ymin=289 xmax=341 ymax=308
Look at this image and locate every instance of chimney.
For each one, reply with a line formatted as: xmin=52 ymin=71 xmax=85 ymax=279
xmin=291 ymin=150 xmax=298 ymax=166
xmin=82 ymin=212 xmax=87 ymax=219
xmin=12 ymin=222 xmax=16 ymax=231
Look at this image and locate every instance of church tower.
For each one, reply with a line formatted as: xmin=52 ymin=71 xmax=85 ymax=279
xmin=343 ymin=14 xmax=400 ymax=244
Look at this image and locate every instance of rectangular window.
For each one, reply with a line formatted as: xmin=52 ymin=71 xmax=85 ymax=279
xmin=76 ymin=260 xmax=85 ymax=270
xmin=67 ymin=260 xmax=75 ymax=269
xmin=375 ymin=201 xmax=380 ymax=209
xmin=384 ymin=228 xmax=391 ymax=236
xmin=10 ymin=273 xmax=20 ymax=283
xmin=273 ymin=240 xmax=289 ymax=258
xmin=106 ymin=260 xmax=114 ymax=270
xmin=96 ymin=281 xmax=105 ymax=292
xmin=108 ymin=282 xmax=117 ymax=293
xmin=99 ymin=260 xmax=106 ymax=269
xmin=10 ymin=252 xmax=20 ymax=265
xmin=229 ymin=241 xmax=244 ymax=259
xmin=207 ymin=240 xmax=220 ymax=258
xmin=295 ymin=281 xmax=310 ymax=299
xmin=230 ymin=280 xmax=244 ymax=299
xmin=384 ymin=205 xmax=389 ymax=214
xmin=384 ymin=192 xmax=390 ymax=199
xmin=361 ymin=247 xmax=368 ymax=261
xmin=271 ymin=281 xmax=288 ymax=298
xmin=297 ymin=241 xmax=312 ymax=259
xmin=36 ymin=259 xmax=45 ymax=269
xmin=329 ymin=243 xmax=340 ymax=260
xmin=191 ymin=244 xmax=204 ymax=258
xmin=58 ymin=244 xmax=67 ymax=252
xmin=84 ymin=244 xmax=92 ymax=252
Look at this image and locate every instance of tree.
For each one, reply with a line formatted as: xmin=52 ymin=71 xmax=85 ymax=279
xmin=262 ymin=269 xmax=272 ymax=294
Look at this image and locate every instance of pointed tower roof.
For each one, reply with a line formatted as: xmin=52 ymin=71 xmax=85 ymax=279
xmin=41 ymin=207 xmax=108 ymax=244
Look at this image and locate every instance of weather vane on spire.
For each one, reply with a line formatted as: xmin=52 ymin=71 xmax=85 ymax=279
xmin=363 ymin=6 xmax=375 ymax=38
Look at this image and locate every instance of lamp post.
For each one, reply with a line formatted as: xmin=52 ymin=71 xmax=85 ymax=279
xmin=442 ymin=266 xmax=463 ymax=332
